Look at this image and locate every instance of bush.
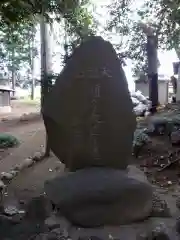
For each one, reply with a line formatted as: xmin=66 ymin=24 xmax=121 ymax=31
xmin=0 ymin=134 xmax=20 ymax=148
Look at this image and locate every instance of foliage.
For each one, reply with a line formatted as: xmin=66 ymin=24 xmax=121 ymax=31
xmin=0 ymin=133 xmax=19 ymax=148
xmin=107 ymin=0 xmax=180 ymax=75
xmin=106 ymin=0 xmax=132 ymax=54
xmin=133 ymin=129 xmax=150 ymax=147
xmin=0 ymin=21 xmax=37 ymax=73
xmin=137 ymin=0 xmax=180 ymax=52
xmin=0 ymin=0 xmax=95 ymax=39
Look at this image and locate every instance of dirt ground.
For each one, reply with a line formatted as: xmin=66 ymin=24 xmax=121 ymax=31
xmin=0 ymin=117 xmax=64 ymax=208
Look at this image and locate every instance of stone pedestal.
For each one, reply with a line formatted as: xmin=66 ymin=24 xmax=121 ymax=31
xmin=45 ymin=167 xmax=153 ymax=227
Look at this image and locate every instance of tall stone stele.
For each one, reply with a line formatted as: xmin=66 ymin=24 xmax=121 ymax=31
xmin=42 ymin=36 xmax=136 ymax=171
xmin=43 ymin=36 xmax=153 ymax=227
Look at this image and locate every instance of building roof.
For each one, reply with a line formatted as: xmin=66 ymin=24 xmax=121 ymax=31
xmin=135 ymin=74 xmax=170 ymax=83
xmin=0 ymin=85 xmax=14 ymax=91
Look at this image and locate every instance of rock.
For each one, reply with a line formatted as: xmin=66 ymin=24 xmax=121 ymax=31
xmin=33 ymin=233 xmax=49 ymax=240
xmin=176 ymin=217 xmax=180 ymax=233
xmin=136 ymin=232 xmax=149 ymax=240
xmin=150 ymin=118 xmax=169 ymax=136
xmin=13 ymin=158 xmax=34 ymax=171
xmin=25 ymin=195 xmax=51 ymax=221
xmin=34 ymin=228 xmax=70 ymax=240
xmin=0 ymin=172 xmax=13 ymax=181
xmin=78 ymin=237 xmax=103 ymax=240
xmin=170 ymin=130 xmax=180 ymax=145
xmin=151 ymin=193 xmax=171 ymax=218
xmin=10 ymin=170 xmax=18 ymax=177
xmin=137 ymin=226 xmax=171 ymax=240
xmin=45 ymin=168 xmax=152 ymax=227
xmin=127 ymin=165 xmax=149 ymax=184
xmin=0 ymin=180 xmax=5 ymax=190
xmin=45 ymin=216 xmax=61 ymax=230
xmin=33 ymin=152 xmax=43 ymax=162
xmin=43 ymin=36 xmax=136 ymax=171
xmin=151 ymin=224 xmax=171 ymax=240
xmin=176 ymin=197 xmax=180 ymax=209
xmin=13 ymin=164 xmax=24 ymax=171
xmin=21 ymin=158 xmax=34 ymax=169
xmin=4 ymin=206 xmax=19 ymax=216
xmin=34 ymin=229 xmax=70 ymax=240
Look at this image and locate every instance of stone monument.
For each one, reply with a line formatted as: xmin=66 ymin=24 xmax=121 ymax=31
xmin=43 ymin=36 xmax=153 ymax=227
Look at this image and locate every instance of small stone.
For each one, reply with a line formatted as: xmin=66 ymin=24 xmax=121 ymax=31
xmin=151 ymin=193 xmax=171 ymax=218
xmin=170 ymin=130 xmax=180 ymax=145
xmin=79 ymin=237 xmax=103 ymax=240
xmin=4 ymin=206 xmax=19 ymax=216
xmin=151 ymin=224 xmax=170 ymax=240
xmin=136 ymin=232 xmax=148 ymax=240
xmin=13 ymin=164 xmax=24 ymax=171
xmin=89 ymin=237 xmax=103 ymax=240
xmin=51 ymin=228 xmax=69 ymax=239
xmin=0 ymin=180 xmax=5 ymax=190
xmin=21 ymin=158 xmax=34 ymax=169
xmin=33 ymin=233 xmax=49 ymax=240
xmin=167 ymin=181 xmax=172 ymax=185
xmin=10 ymin=170 xmax=18 ymax=177
xmin=176 ymin=198 xmax=180 ymax=209
xmin=176 ymin=217 xmax=180 ymax=234
xmin=33 ymin=152 xmax=43 ymax=162
xmin=176 ymin=197 xmax=180 ymax=209
xmin=19 ymin=199 xmax=26 ymax=205
xmin=45 ymin=216 xmax=61 ymax=230
xmin=0 ymin=172 xmax=13 ymax=181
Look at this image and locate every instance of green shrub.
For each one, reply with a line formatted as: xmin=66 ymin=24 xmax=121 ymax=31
xmin=0 ymin=134 xmax=20 ymax=148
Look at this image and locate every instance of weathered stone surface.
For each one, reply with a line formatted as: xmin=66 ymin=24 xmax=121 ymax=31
xmin=127 ymin=165 xmax=149 ymax=183
xmin=25 ymin=195 xmax=51 ymax=221
xmin=43 ymin=36 xmax=136 ymax=171
xmin=45 ymin=167 xmax=152 ymax=227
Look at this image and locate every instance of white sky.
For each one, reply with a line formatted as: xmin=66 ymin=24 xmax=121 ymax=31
xmin=31 ymin=0 xmax=178 ymax=91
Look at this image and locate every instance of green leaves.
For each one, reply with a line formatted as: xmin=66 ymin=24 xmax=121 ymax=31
xmin=0 ymin=0 xmax=95 ymax=40
xmin=0 ymin=20 xmax=37 ymax=74
xmin=106 ymin=0 xmax=180 ymax=75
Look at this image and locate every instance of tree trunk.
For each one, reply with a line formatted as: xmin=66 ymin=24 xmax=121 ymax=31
xmin=175 ymin=49 xmax=180 ymax=101
xmin=31 ymin=37 xmax=35 ymax=101
xmin=28 ymin=27 xmax=35 ymax=100
xmin=40 ymin=14 xmax=53 ymax=157
xmin=11 ymin=49 xmax=15 ymax=97
xmin=31 ymin=59 xmax=35 ymax=100
xmin=147 ymin=35 xmax=158 ymax=114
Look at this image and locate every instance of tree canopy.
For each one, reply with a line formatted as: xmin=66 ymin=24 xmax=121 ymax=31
xmin=0 ymin=0 xmax=95 ymax=38
xmin=107 ymin=0 xmax=180 ymax=76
